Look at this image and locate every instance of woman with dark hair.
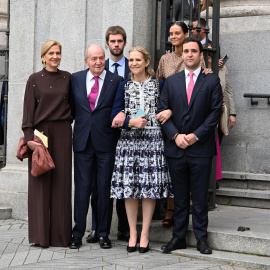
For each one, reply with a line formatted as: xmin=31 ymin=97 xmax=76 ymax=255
xmin=22 ymin=40 xmax=73 ymax=248
xmin=156 ymin=22 xmax=189 ymax=81
xmin=110 ymin=46 xmax=172 ymax=253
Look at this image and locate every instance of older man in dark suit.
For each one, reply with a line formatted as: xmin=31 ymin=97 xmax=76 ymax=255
xmin=87 ymin=26 xmax=131 ymax=245
xmin=69 ymin=45 xmax=122 ymax=249
xmin=157 ymin=37 xmax=222 ymax=254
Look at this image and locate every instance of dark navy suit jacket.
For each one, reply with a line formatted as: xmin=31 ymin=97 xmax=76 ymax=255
xmin=70 ymin=69 xmax=122 ymax=153
xmin=157 ymin=69 xmax=223 ymax=158
xmin=105 ymin=57 xmax=130 ymax=80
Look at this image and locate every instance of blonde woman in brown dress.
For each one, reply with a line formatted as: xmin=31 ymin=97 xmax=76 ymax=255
xmin=22 ymin=40 xmax=73 ymax=248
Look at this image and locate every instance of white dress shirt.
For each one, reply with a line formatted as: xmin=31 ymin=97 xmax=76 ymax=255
xmin=86 ymin=69 xmax=107 ymax=107
xmin=108 ymin=57 xmax=125 ymax=78
xmin=184 ymin=66 xmax=201 ymax=93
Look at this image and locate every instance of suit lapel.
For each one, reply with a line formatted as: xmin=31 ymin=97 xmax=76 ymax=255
xmin=124 ymin=57 xmax=130 ymax=80
xmin=188 ymin=70 xmax=206 ymax=108
xmin=177 ymin=71 xmax=189 ymax=109
xmin=95 ymin=71 xmax=114 ymax=110
xmin=79 ymin=69 xmax=91 ymax=112
xmin=105 ymin=59 xmax=109 ymax=71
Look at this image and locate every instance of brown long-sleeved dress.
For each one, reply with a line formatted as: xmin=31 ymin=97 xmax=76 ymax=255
xmin=22 ymin=68 xmax=73 ymax=247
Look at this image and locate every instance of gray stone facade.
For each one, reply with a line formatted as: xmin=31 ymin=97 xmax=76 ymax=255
xmin=0 ymin=0 xmax=270 ymax=227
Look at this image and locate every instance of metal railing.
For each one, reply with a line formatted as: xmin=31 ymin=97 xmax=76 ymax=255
xmin=243 ymin=93 xmax=270 ymax=105
xmin=0 ymin=0 xmax=10 ymax=169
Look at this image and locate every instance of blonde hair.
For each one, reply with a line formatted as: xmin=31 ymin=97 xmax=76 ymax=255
xmin=41 ymin=40 xmax=62 ymax=67
xmin=129 ymin=46 xmax=155 ymax=79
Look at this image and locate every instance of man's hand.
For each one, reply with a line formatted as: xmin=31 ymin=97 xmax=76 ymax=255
xmin=185 ymin=133 xmax=197 ymax=146
xmin=129 ymin=115 xmax=147 ymax=129
xmin=229 ymin=115 xmax=236 ymax=129
xmin=27 ymin=140 xmax=42 ymax=151
xmin=156 ymin=109 xmax=172 ymax=125
xmin=175 ymin=134 xmax=189 ymax=149
xmin=111 ymin=111 xmax=125 ymax=128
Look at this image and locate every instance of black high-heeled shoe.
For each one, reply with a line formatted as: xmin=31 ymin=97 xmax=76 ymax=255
xmin=127 ymin=244 xmax=137 ymax=253
xmin=139 ymin=243 xmax=149 ymax=253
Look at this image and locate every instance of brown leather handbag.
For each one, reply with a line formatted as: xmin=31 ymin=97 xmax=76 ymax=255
xmin=16 ymin=135 xmax=55 ymax=177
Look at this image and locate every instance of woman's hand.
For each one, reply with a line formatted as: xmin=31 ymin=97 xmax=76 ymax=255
xmin=27 ymin=140 xmax=42 ymax=151
xmin=156 ymin=109 xmax=172 ymax=125
xmin=219 ymin=59 xmax=224 ymax=67
xmin=203 ymin=68 xmax=213 ymax=74
xmin=222 ymin=101 xmax=225 ymax=111
xmin=129 ymin=115 xmax=147 ymax=129
xmin=112 ymin=111 xmax=126 ymax=128
xmin=229 ymin=115 xmax=236 ymax=129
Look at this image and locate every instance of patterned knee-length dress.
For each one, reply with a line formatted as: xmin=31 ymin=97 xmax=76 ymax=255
xmin=110 ymin=77 xmax=172 ymax=199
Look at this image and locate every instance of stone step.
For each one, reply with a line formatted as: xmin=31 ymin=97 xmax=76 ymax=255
xmin=221 ymin=171 xmax=270 ymax=191
xmin=148 ymin=243 xmax=270 ymax=270
xmin=0 ymin=205 xmax=12 ymax=219
xmin=140 ymin=205 xmax=270 ymax=257
xmin=216 ymin=187 xmax=270 ymax=209
xmin=219 ymin=178 xmax=270 ymax=191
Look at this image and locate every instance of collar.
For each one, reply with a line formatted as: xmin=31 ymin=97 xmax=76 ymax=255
xmin=109 ymin=56 xmax=125 ymax=68
xmin=184 ymin=66 xmax=201 ymax=78
xmin=201 ymin=37 xmax=206 ymax=45
xmin=87 ymin=69 xmax=106 ymax=81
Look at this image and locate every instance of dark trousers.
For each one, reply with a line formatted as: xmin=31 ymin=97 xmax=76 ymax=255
xmin=72 ymin=135 xmax=114 ymax=239
xmin=91 ymin=187 xmax=129 ymax=233
xmin=167 ymin=154 xmax=212 ymax=241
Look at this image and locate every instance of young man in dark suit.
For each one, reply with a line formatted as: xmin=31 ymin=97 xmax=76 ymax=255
xmin=87 ymin=26 xmax=131 ymax=245
xmin=157 ymin=37 xmax=222 ymax=254
xmin=105 ymin=25 xmax=130 ymax=80
xmin=69 ymin=45 xmax=122 ymax=249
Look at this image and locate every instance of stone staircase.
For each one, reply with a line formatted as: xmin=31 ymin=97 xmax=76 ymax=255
xmin=138 ymin=171 xmax=270 ymax=269
xmin=216 ymin=171 xmax=270 ymax=209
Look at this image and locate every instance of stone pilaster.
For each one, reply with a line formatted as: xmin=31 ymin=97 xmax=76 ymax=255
xmin=218 ymin=1 xmax=270 ymax=176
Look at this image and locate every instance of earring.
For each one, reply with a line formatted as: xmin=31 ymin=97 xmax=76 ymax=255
xmin=42 ymin=61 xmax=46 ymax=68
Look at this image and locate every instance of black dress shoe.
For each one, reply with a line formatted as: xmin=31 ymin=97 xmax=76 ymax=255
xmin=117 ymin=231 xmax=130 ymax=242
xmin=161 ymin=237 xmax=186 ymax=253
xmin=139 ymin=243 xmax=149 ymax=253
xmin=99 ymin=236 xmax=112 ymax=249
xmin=68 ymin=237 xmax=82 ymax=249
xmin=127 ymin=244 xmax=137 ymax=253
xmin=86 ymin=230 xmax=99 ymax=243
xmin=197 ymin=239 xmax=212 ymax=254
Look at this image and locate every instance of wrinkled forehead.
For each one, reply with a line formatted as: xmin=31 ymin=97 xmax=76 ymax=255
xmin=87 ymin=47 xmax=105 ymax=59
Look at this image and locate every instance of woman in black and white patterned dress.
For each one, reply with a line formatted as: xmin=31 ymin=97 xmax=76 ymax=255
xmin=110 ymin=46 xmax=172 ymax=253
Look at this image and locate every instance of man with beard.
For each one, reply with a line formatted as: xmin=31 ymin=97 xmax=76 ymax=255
xmin=86 ymin=26 xmax=130 ymax=245
xmin=105 ymin=26 xmax=130 ymax=80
